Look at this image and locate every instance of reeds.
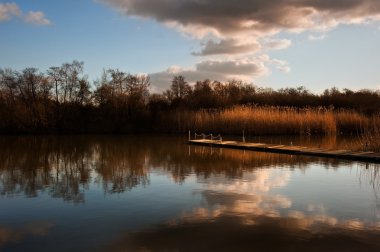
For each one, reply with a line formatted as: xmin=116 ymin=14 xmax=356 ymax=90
xmin=357 ymin=115 xmax=380 ymax=152
xmin=162 ymin=106 xmax=370 ymax=136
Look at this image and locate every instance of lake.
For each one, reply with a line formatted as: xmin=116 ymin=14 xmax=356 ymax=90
xmin=0 ymin=135 xmax=379 ymax=251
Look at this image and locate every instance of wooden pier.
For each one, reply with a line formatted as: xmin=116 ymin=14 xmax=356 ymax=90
xmin=188 ymin=139 xmax=380 ymax=163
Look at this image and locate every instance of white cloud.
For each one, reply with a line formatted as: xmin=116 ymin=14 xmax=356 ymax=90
xmin=24 ymin=11 xmax=51 ymax=26
xmin=0 ymin=2 xmax=50 ymax=25
xmin=257 ymin=54 xmax=291 ymax=73
xmin=271 ymin=59 xmax=291 ymax=73
xmin=308 ymin=34 xmax=327 ymax=41
xmin=0 ymin=2 xmax=21 ymax=21
xmin=262 ymin=38 xmax=292 ymax=50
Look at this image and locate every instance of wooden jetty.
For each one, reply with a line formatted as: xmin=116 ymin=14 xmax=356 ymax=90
xmin=188 ymin=139 xmax=380 ymax=163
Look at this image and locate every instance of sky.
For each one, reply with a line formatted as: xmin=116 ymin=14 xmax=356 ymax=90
xmin=1 ymin=0 xmax=380 ymax=93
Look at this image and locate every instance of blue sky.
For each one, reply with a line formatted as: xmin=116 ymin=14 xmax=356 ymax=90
xmin=1 ymin=0 xmax=380 ymax=92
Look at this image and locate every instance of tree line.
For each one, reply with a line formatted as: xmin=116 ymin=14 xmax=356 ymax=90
xmin=1 ymin=61 xmax=379 ymax=134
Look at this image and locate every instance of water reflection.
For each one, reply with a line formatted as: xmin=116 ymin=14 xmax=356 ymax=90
xmin=1 ymin=135 xmax=377 ymax=201
xmin=93 ymin=139 xmax=150 ymax=193
xmin=0 ymin=222 xmax=53 ymax=248
xmin=0 ymin=136 xmax=93 ymax=202
xmin=0 ymin=135 xmax=379 ymax=251
xmin=109 ymin=165 xmax=380 ymax=251
xmin=110 ymin=214 xmax=380 ymax=252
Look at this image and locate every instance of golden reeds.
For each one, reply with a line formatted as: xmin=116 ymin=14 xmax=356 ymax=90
xmin=162 ymin=106 xmax=370 ymax=137
xmin=357 ymin=115 xmax=380 ymax=152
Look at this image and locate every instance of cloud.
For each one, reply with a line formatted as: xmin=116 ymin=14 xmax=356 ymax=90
xmin=262 ymin=38 xmax=292 ymax=50
xmin=24 ymin=11 xmax=51 ymax=26
xmin=0 ymin=2 xmax=50 ymax=25
xmin=0 ymin=2 xmax=21 ymax=21
xmin=269 ymin=59 xmax=291 ymax=73
xmin=308 ymin=34 xmax=327 ymax=41
xmin=101 ymin=0 xmax=380 ymax=89
xmin=257 ymin=54 xmax=291 ymax=73
xmin=196 ymin=59 xmax=267 ymax=76
xmin=101 ymin=0 xmax=380 ymax=39
xmin=150 ymin=58 xmax=269 ymax=92
xmin=192 ymin=39 xmax=261 ymax=56
xmin=149 ymin=55 xmax=292 ymax=91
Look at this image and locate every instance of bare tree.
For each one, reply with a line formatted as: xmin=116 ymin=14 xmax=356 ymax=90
xmin=47 ymin=66 xmax=63 ymax=104
xmin=60 ymin=61 xmax=84 ymax=103
xmin=126 ymin=74 xmax=150 ymax=104
xmin=77 ymin=78 xmax=91 ymax=105
xmin=170 ymin=75 xmax=191 ymax=100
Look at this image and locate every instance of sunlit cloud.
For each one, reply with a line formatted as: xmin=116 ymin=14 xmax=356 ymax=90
xmin=0 ymin=2 xmax=50 ymax=25
xmin=192 ymin=39 xmax=261 ymax=56
xmin=149 ymin=57 xmax=270 ymax=92
xmin=149 ymin=53 xmax=294 ymax=91
xmin=101 ymin=0 xmax=380 ymax=42
xmin=105 ymin=1 xmax=378 ymax=31
xmin=196 ymin=59 xmax=267 ymax=76
xmin=100 ymin=0 xmax=380 ymax=89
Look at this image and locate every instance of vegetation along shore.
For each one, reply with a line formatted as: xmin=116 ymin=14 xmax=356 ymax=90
xmin=1 ymin=61 xmax=379 ymax=151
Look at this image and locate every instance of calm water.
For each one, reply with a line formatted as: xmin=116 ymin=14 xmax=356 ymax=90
xmin=0 ymin=135 xmax=379 ymax=251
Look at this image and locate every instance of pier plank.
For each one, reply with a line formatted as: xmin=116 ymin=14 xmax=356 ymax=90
xmin=188 ymin=140 xmax=380 ymax=163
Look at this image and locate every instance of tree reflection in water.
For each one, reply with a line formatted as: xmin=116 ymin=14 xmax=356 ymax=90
xmin=0 ymin=135 xmax=380 ymax=251
xmin=0 ymin=135 xmax=379 ymax=203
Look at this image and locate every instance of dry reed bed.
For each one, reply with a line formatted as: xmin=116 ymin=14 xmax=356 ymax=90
xmin=162 ymin=106 xmax=373 ymax=136
xmin=358 ymin=116 xmax=380 ymax=152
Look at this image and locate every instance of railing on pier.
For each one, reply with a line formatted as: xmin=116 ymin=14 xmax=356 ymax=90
xmin=190 ymin=131 xmax=222 ymax=142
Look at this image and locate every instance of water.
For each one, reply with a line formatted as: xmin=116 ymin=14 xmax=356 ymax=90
xmin=0 ymin=135 xmax=379 ymax=251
